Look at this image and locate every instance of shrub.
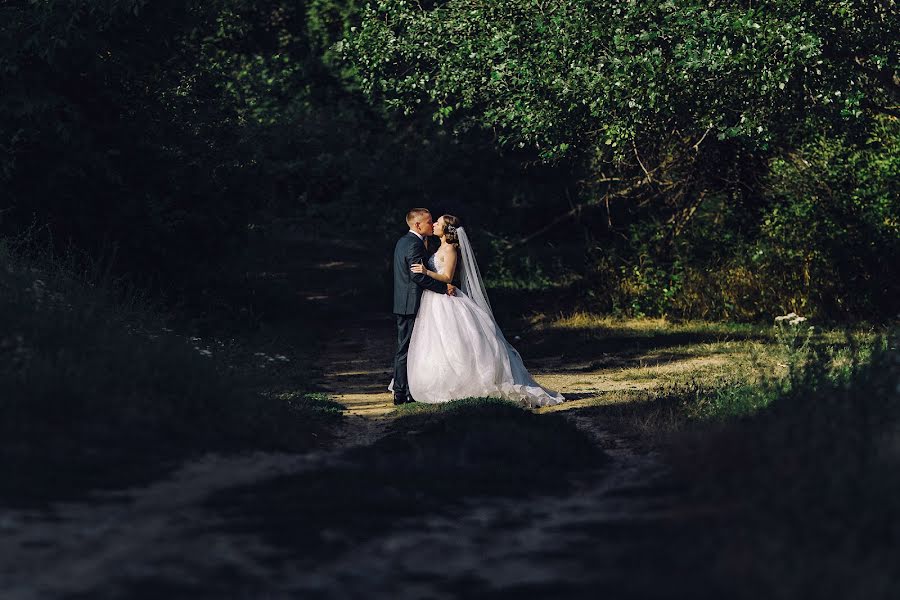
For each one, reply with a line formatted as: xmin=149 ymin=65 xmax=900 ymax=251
xmin=0 ymin=239 xmax=342 ymax=501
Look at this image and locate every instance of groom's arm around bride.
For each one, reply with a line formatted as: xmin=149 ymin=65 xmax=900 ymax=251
xmin=392 ymin=230 xmax=449 ymax=314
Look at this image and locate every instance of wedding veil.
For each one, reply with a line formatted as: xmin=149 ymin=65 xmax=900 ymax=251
xmin=456 ymin=227 xmax=496 ymax=321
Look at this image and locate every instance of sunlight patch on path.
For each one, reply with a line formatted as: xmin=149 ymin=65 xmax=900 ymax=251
xmin=318 ymin=324 xmax=739 ymax=420
xmin=315 ymin=313 xmax=398 ymax=421
xmin=536 ymin=354 xmax=738 ymax=414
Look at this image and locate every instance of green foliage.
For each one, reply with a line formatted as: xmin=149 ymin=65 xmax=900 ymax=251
xmin=343 ymin=0 xmax=896 ymax=161
xmin=1 ymin=0 xmax=896 ymax=323
xmin=308 ymin=0 xmax=369 ymax=75
xmin=576 ymin=116 xmax=900 ymax=320
xmin=483 ymin=242 xmax=558 ymax=291
xmin=680 ymin=317 xmax=890 ymax=424
xmin=758 ymin=116 xmax=900 ymax=316
xmin=344 ymin=0 xmax=899 ymax=321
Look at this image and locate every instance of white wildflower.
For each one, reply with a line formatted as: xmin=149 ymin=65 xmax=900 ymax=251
xmin=774 ymin=312 xmax=797 ymax=322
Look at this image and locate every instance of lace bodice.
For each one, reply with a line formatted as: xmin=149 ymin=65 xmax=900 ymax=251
xmin=428 ymin=252 xmax=447 ymax=275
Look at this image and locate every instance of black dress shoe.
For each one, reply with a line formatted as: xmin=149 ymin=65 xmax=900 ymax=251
xmin=393 ymin=393 xmax=411 ymax=405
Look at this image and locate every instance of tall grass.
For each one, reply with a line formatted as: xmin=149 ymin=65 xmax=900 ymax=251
xmin=665 ymin=327 xmax=900 ymax=597
xmin=0 ymin=238 xmax=342 ymax=502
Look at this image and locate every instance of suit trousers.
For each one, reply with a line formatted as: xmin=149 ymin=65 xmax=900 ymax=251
xmin=392 ymin=314 xmax=416 ymax=399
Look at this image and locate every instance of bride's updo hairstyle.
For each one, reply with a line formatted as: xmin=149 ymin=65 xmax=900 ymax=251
xmin=440 ymin=214 xmax=461 ymax=246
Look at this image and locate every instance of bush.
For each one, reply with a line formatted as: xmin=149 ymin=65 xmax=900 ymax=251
xmin=669 ymin=329 xmax=900 ymax=597
xmin=0 ymin=240 xmax=342 ymax=502
xmin=582 ymin=117 xmax=900 ymax=321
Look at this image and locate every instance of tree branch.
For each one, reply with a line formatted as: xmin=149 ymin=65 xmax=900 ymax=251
xmin=633 ymin=137 xmax=653 ymax=183
xmin=861 ymin=98 xmax=900 ymax=119
xmin=692 ymin=126 xmax=712 ymax=152
xmin=854 ymin=56 xmax=900 ymax=103
xmin=511 ymin=180 xmax=643 ymax=247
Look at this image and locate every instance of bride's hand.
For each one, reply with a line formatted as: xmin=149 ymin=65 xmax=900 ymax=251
xmin=410 ymin=263 xmax=426 ymax=274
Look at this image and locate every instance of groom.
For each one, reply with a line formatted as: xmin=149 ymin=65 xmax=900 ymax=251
xmin=392 ymin=208 xmax=455 ymax=405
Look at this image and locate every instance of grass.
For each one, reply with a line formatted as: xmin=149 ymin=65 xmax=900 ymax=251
xmin=665 ymin=333 xmax=900 ymax=598
xmin=538 ymin=313 xmax=762 ymax=335
xmin=0 ymin=239 xmax=343 ymax=505
xmin=519 ymin=313 xmax=773 ymax=369
xmin=532 ymin=312 xmax=900 ymax=597
xmin=531 ymin=311 xmax=883 ymax=343
xmin=518 ymin=311 xmax=891 ymax=456
xmin=528 ymin=310 xmax=883 ymax=393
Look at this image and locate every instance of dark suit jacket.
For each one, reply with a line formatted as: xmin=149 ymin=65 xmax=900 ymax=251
xmin=393 ymin=232 xmax=446 ymax=315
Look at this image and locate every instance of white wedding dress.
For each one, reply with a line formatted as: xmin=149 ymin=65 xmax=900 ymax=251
xmin=390 ymin=232 xmax=564 ymax=408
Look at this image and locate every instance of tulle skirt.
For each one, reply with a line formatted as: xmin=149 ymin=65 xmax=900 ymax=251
xmin=393 ymin=289 xmax=564 ymax=408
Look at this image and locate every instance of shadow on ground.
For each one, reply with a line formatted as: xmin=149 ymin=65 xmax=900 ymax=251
xmin=517 ymin=327 xmax=770 ymax=373
xmin=204 ymin=400 xmax=605 ymax=562
xmin=110 ymin=400 xmax=733 ymax=599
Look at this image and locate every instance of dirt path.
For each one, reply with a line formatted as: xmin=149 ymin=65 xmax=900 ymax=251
xmin=310 ymin=292 xmax=661 ymax=446
xmin=309 ymin=286 xmax=641 ymax=455
xmin=290 ymin=303 xmax=720 ymax=598
xmin=0 ymin=234 xmax=727 ymax=599
xmin=310 ymin=281 xmax=648 ymax=418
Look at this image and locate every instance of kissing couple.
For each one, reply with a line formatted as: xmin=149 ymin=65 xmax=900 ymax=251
xmin=388 ymin=208 xmax=565 ymax=408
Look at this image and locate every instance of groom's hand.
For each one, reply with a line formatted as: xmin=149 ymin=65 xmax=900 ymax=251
xmin=446 ymin=284 xmax=456 ymax=296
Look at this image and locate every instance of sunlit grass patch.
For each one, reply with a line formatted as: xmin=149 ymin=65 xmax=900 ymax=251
xmin=269 ymin=391 xmax=347 ymax=415
xmin=573 ymin=318 xmax=895 ymax=443
xmin=524 ymin=312 xmax=887 ymax=402
xmin=517 ymin=313 xmax=780 ymax=373
xmin=611 ymin=353 xmax=739 ymax=383
xmin=537 ymin=313 xmax=763 ymax=338
xmin=534 ymin=312 xmax=882 ymax=343
xmin=388 ymin=396 xmax=524 ymax=417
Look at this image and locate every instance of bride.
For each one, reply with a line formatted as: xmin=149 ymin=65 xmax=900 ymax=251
xmin=391 ymin=214 xmax=565 ymax=408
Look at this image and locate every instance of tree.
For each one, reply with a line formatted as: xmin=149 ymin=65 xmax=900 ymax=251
xmin=342 ymin=0 xmax=900 ymax=319
xmin=343 ymin=0 xmax=898 ymax=210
